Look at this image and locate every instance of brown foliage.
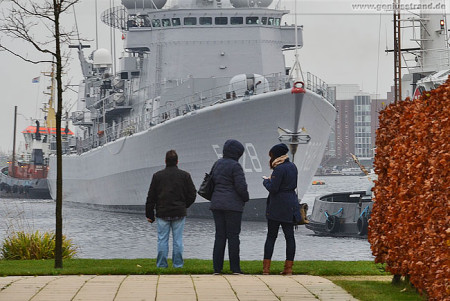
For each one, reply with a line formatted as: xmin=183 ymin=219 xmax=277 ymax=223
xmin=369 ymin=80 xmax=450 ymax=300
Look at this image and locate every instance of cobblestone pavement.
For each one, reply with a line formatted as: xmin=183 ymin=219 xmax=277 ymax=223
xmin=0 ymin=275 xmax=359 ymax=301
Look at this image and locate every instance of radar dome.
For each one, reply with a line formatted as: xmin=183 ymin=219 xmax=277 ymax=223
xmin=230 ymin=0 xmax=272 ymax=8
xmin=121 ymin=0 xmax=167 ymax=9
xmin=93 ymin=48 xmax=112 ymax=67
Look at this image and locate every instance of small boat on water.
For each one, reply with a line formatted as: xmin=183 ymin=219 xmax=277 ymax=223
xmin=340 ymin=167 xmax=364 ymax=176
xmin=312 ymin=180 xmax=325 ymax=185
xmin=305 ymin=190 xmax=373 ymax=238
xmin=0 ymin=68 xmax=74 ymax=199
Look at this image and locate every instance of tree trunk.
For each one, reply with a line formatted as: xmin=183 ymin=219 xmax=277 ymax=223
xmin=54 ymin=0 xmax=63 ymax=269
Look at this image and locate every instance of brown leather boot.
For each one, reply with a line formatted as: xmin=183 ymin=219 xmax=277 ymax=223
xmin=280 ymin=260 xmax=294 ymax=275
xmin=262 ymin=259 xmax=271 ymax=275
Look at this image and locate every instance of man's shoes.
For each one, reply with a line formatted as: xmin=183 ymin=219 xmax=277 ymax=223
xmin=232 ymin=271 xmax=244 ymax=275
xmin=213 ymin=272 xmax=221 ymax=275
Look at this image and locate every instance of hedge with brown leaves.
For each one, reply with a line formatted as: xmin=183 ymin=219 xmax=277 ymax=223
xmin=369 ymin=81 xmax=450 ymax=300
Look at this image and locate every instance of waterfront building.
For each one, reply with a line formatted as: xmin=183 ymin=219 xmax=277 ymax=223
xmin=319 ymin=84 xmax=390 ymax=169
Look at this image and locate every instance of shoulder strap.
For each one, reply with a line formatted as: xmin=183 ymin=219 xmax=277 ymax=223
xmin=209 ymin=161 xmax=218 ymax=176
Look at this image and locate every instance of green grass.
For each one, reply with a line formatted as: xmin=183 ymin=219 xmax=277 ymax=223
xmin=0 ymin=259 xmax=387 ymax=276
xmin=0 ymin=259 xmax=426 ymax=300
xmin=333 ymin=280 xmax=426 ymax=301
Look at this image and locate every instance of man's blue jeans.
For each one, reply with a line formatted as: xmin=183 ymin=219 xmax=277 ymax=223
xmin=156 ymin=217 xmax=186 ymax=268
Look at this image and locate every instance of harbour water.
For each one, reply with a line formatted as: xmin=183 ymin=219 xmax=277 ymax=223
xmin=0 ymin=176 xmax=374 ymax=261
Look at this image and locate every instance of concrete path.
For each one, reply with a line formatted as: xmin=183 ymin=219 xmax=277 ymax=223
xmin=0 ymin=275 xmax=358 ymax=301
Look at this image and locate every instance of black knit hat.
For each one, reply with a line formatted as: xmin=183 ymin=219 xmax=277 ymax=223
xmin=269 ymin=143 xmax=289 ymax=158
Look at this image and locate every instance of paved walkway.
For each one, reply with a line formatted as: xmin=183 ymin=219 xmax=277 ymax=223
xmin=0 ymin=275 xmax=358 ymax=301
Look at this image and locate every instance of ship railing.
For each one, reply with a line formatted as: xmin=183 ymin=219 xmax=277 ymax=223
xmin=77 ymin=117 xmax=142 ymax=152
xmin=48 ymin=136 xmax=74 ymax=155
xmin=154 ymin=72 xmax=332 ymax=120
xmin=155 ymin=72 xmax=289 ymax=117
xmin=101 ymin=6 xmax=161 ymax=31
xmin=413 ymin=48 xmax=450 ymax=72
xmin=306 ymin=72 xmax=331 ymax=103
xmin=75 ymin=72 xmax=331 ymax=153
xmin=101 ymin=6 xmax=128 ymax=30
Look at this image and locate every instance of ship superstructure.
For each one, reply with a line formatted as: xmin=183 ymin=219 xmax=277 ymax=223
xmin=48 ymin=0 xmax=336 ymax=219
xmin=396 ymin=0 xmax=450 ymax=98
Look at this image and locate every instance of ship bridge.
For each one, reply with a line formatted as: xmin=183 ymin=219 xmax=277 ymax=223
xmin=101 ymin=3 xmax=302 ymax=81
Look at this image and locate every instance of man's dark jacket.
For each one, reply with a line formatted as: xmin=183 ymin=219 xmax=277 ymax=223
xmin=209 ymin=139 xmax=249 ymax=212
xmin=146 ymin=165 xmax=196 ymax=220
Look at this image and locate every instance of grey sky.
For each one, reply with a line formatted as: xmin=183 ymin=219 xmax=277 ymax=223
xmin=0 ymin=0 xmax=411 ymax=152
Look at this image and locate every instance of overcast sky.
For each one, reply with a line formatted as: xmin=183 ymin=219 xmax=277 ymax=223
xmin=0 ymin=0 xmax=443 ymax=152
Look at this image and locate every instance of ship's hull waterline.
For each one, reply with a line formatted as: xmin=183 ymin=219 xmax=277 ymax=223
xmin=0 ymin=170 xmax=51 ymax=199
xmin=48 ymin=89 xmax=336 ymax=219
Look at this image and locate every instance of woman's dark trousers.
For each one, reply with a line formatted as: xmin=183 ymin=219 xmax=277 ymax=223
xmin=264 ymin=218 xmax=295 ymax=260
xmin=212 ymin=210 xmax=243 ymax=273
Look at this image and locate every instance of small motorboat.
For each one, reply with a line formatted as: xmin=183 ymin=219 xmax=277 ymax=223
xmin=312 ymin=180 xmax=325 ymax=185
xmin=305 ymin=190 xmax=373 ymax=238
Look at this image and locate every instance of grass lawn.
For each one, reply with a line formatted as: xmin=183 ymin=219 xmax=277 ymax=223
xmin=0 ymin=259 xmax=387 ymax=276
xmin=0 ymin=259 xmax=426 ymax=300
xmin=333 ymin=279 xmax=426 ymax=301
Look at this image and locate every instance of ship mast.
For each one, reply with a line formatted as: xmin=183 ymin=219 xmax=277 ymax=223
xmin=393 ymin=0 xmax=402 ymax=103
xmin=289 ymin=0 xmax=304 ymax=81
xmin=42 ymin=64 xmax=57 ymax=129
xmin=11 ymin=106 xmax=17 ymax=178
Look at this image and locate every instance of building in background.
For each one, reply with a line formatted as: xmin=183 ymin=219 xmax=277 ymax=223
xmin=321 ymin=86 xmax=336 ymax=162
xmin=353 ymin=94 xmax=372 ymax=159
xmin=318 ymin=84 xmax=391 ymax=174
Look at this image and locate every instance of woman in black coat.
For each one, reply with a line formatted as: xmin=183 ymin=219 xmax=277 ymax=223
xmin=262 ymin=143 xmax=300 ymax=275
xmin=209 ymin=139 xmax=249 ymax=274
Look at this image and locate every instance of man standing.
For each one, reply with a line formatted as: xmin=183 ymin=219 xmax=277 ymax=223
xmin=146 ymin=150 xmax=197 ymax=268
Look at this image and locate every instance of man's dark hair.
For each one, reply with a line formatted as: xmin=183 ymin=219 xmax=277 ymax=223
xmin=165 ymin=150 xmax=178 ymax=166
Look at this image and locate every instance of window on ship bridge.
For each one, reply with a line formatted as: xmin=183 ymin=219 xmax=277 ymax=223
xmin=152 ymin=19 xmax=161 ymax=27
xmin=215 ymin=17 xmax=228 ymax=25
xmin=172 ymin=18 xmax=181 ymax=26
xmin=230 ymin=17 xmax=243 ymax=25
xmin=274 ymin=18 xmax=281 ymax=26
xmin=246 ymin=17 xmax=259 ymax=24
xmin=199 ymin=17 xmax=212 ymax=25
xmin=184 ymin=17 xmax=197 ymax=25
xmin=162 ymin=19 xmax=171 ymax=27
xmin=261 ymin=17 xmax=267 ymax=25
xmin=268 ymin=17 xmax=274 ymax=25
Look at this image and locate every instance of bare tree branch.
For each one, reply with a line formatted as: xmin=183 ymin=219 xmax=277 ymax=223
xmin=0 ymin=45 xmax=53 ymax=64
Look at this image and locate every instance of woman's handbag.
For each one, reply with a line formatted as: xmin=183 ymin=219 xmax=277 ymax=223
xmin=198 ymin=163 xmax=216 ymax=200
xmin=297 ymin=203 xmax=309 ymax=225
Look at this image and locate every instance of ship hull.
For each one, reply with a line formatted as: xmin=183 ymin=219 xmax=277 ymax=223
xmin=48 ymin=89 xmax=336 ymax=219
xmin=0 ymin=167 xmax=51 ymax=199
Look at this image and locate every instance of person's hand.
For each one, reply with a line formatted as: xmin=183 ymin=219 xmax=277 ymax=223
xmin=147 ymin=218 xmax=154 ymax=223
xmin=262 ymin=176 xmax=269 ymax=180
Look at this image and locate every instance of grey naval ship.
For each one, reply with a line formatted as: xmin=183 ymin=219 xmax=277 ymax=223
xmin=47 ymin=0 xmax=337 ymax=220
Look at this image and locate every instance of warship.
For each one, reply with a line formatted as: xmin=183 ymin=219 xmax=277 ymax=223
xmin=47 ymin=0 xmax=337 ymax=220
xmin=397 ymin=1 xmax=450 ymax=99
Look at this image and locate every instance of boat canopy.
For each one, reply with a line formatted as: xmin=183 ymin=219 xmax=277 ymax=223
xmin=22 ymin=126 xmax=74 ymax=135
